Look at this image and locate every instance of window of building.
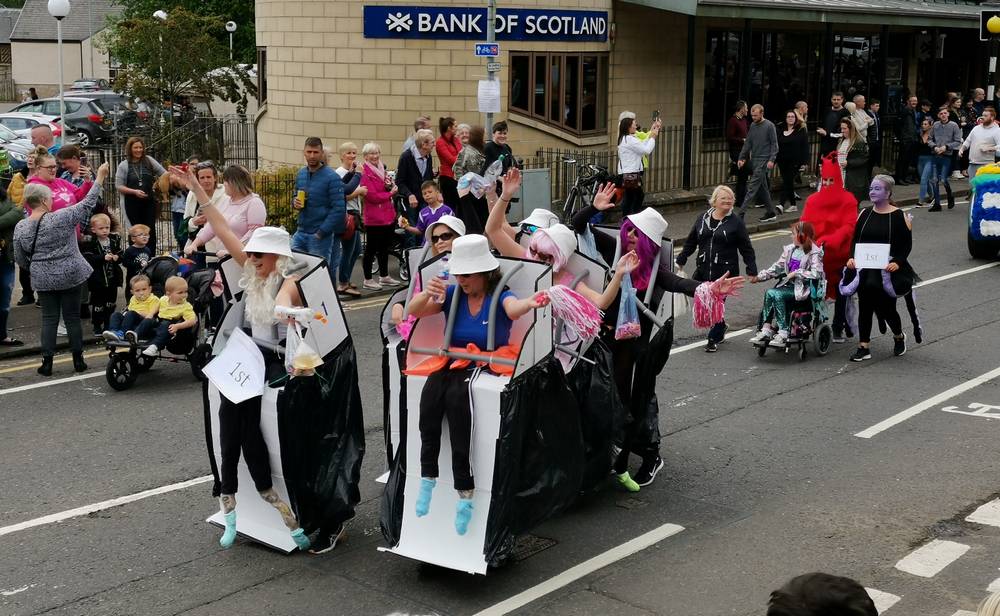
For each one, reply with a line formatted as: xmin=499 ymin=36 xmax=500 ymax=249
xmin=108 ymin=54 xmax=121 ymax=82
xmin=257 ymin=47 xmax=267 ymax=105
xmin=509 ymin=52 xmax=607 ymax=135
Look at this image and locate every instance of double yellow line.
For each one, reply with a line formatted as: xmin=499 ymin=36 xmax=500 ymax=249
xmin=0 ymin=349 xmax=106 ymax=375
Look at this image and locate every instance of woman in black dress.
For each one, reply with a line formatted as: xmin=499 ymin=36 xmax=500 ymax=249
xmin=776 ymin=110 xmax=809 ymax=212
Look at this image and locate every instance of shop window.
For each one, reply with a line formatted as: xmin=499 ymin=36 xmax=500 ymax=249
xmin=257 ymin=47 xmax=267 ymax=105
xmin=509 ymin=52 xmax=607 ymax=136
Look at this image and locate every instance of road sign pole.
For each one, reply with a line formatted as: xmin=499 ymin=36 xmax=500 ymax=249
xmin=485 ymin=0 xmax=497 ymax=132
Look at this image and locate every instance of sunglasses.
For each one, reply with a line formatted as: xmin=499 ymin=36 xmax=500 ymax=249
xmin=247 ymin=251 xmax=263 ymax=258
xmin=523 ymin=224 xmax=539 ymax=233
xmin=431 ymin=232 xmax=455 ymax=244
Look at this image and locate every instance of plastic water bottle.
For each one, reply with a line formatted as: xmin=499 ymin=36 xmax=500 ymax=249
xmin=483 ymin=154 xmax=505 ymax=186
xmin=434 ymin=258 xmax=449 ymax=304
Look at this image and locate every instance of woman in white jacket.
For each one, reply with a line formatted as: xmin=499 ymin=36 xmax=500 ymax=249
xmin=617 ymin=116 xmax=661 ymax=215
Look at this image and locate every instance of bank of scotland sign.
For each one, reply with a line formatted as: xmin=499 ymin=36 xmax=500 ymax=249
xmin=364 ymin=6 xmax=609 ymax=42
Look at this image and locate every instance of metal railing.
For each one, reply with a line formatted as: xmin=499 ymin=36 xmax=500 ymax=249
xmin=522 ymin=123 xmax=902 ymax=206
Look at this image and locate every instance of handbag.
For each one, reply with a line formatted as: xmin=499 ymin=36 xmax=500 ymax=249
xmin=342 ymin=211 xmax=359 ymax=241
xmin=23 ymin=212 xmax=47 ymax=266
xmin=621 ymin=173 xmax=641 ymax=190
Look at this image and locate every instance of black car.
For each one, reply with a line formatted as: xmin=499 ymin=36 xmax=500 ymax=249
xmin=11 ymin=95 xmax=120 ymax=147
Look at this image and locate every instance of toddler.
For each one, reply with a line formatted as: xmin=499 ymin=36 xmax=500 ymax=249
xmin=142 ymin=275 xmax=197 ymax=356
xmin=122 ymin=224 xmax=154 ymax=301
xmin=80 ymin=213 xmax=123 ymax=336
xmin=398 ymin=180 xmax=454 ymax=244
xmin=749 ymin=222 xmax=824 ymax=347
xmin=103 ymin=274 xmax=159 ymax=342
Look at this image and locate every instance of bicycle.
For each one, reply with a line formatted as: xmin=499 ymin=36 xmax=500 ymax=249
xmin=560 ymin=157 xmax=616 ymax=224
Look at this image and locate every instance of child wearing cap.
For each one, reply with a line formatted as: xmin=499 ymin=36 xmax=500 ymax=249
xmin=141 ymin=275 xmax=197 ymax=356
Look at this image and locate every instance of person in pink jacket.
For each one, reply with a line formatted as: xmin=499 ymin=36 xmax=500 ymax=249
xmin=27 ymin=149 xmax=93 ymax=213
xmin=360 ymin=142 xmax=399 ymax=290
xmin=184 ymin=164 xmax=266 ymax=258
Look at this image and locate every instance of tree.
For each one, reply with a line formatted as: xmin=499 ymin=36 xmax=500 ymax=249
xmin=99 ymin=8 xmax=256 ymax=116
xmin=111 ymin=0 xmax=254 ymax=64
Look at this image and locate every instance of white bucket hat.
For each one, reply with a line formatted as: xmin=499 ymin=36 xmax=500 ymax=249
xmin=626 ymin=209 xmax=668 ymax=243
xmin=536 ymin=224 xmax=577 ymax=261
xmin=520 ymin=208 xmax=559 ymax=230
xmin=243 ymin=227 xmax=293 ymax=258
xmin=424 ymin=215 xmax=466 ymax=243
xmin=448 ymin=234 xmax=500 ymax=275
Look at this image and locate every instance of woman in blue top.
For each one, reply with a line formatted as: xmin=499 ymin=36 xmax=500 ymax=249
xmin=406 ymin=234 xmax=549 ymax=535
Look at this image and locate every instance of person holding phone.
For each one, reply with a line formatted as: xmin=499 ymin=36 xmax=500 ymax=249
xmin=617 ymin=113 xmax=661 ymax=215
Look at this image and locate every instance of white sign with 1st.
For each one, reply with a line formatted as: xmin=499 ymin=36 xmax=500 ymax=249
xmin=854 ymin=243 xmax=890 ymax=270
xmin=203 ymin=328 xmax=266 ymax=404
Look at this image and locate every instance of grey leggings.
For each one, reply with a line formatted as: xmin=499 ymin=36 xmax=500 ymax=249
xmin=38 ymin=283 xmax=85 ymax=357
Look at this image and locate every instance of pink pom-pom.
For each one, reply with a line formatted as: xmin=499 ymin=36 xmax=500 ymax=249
xmin=692 ymin=282 xmax=725 ymax=329
xmin=546 ymin=285 xmax=602 ymax=340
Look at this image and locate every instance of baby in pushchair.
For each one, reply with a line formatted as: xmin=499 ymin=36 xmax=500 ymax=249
xmin=749 ymin=222 xmax=825 ymax=348
xmin=102 ymin=255 xmax=216 ymax=390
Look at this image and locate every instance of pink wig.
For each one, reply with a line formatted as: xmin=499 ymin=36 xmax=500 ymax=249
xmin=619 ymin=219 xmax=660 ymax=291
xmin=526 ymin=231 xmax=569 ymax=272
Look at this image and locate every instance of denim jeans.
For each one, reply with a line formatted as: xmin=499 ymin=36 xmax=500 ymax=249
xmin=917 ymin=155 xmax=934 ymax=201
xmin=0 ymin=262 xmax=14 ymax=339
xmin=930 ymin=155 xmax=952 ymax=204
xmin=291 ymin=229 xmax=339 ymax=286
xmin=338 ymin=230 xmax=362 ymax=286
xmin=109 ymin=310 xmax=155 ymax=336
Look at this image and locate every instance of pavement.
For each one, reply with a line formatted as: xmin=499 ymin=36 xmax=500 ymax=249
xmin=0 ymin=175 xmax=972 ymax=362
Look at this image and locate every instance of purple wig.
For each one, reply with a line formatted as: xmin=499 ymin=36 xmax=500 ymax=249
xmin=619 ymin=219 xmax=660 ymax=290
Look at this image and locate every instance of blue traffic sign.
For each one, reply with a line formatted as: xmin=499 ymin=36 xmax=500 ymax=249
xmin=475 ymin=43 xmax=500 ymax=56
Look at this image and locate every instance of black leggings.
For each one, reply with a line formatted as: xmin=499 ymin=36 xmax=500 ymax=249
xmin=90 ymin=286 xmax=118 ymax=331
xmin=363 ymin=224 xmax=394 ymax=279
xmin=621 ymin=185 xmax=645 ymax=216
xmin=219 ymin=394 xmax=273 ymax=495
xmin=777 ymin=161 xmax=799 ymax=206
xmin=419 ymin=369 xmax=475 ymax=491
xmin=439 ymin=176 xmax=460 ymax=214
xmin=38 ymin=284 xmax=84 ymax=357
xmin=857 ymin=288 xmax=903 ymax=344
xmin=607 ymin=315 xmax=659 ymax=467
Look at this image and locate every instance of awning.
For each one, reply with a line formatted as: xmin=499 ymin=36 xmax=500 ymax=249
xmin=624 ymin=0 xmax=980 ymax=28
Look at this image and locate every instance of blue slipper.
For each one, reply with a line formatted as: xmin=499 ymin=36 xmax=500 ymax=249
xmin=415 ymin=478 xmax=436 ymax=517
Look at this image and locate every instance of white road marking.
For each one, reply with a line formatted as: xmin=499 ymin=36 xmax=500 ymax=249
xmin=0 ymin=475 xmax=212 ymax=539
xmin=865 ymin=587 xmax=902 ymax=614
xmin=0 ymin=371 xmax=104 ymax=396
xmin=855 ymin=365 xmax=1000 ymax=438
xmin=914 ymin=262 xmax=1000 ymax=288
xmin=989 ymin=577 xmax=1000 ymax=593
xmin=0 ymin=585 xmax=32 ymax=596
xmin=672 ymin=329 xmax=753 ymax=354
xmin=470 ymin=523 xmax=685 ymax=616
xmin=966 ymin=499 xmax=1000 ymax=527
xmin=894 ymin=539 xmax=969 ymax=578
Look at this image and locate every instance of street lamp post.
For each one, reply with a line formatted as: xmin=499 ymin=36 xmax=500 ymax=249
xmin=47 ymin=0 xmax=71 ymax=137
xmin=225 ymin=21 xmax=237 ymax=62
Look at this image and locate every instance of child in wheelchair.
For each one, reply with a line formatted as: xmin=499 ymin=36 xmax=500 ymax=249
xmin=749 ymin=222 xmax=824 ymax=347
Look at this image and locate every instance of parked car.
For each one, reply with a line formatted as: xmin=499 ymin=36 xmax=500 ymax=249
xmin=0 ymin=123 xmax=35 ymax=169
xmin=11 ymin=97 xmax=110 ymax=146
xmin=0 ymin=112 xmax=76 ymax=143
xmin=69 ymin=78 xmax=111 ymax=92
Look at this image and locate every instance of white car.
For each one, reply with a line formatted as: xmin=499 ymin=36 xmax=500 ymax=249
xmin=0 ymin=112 xmax=76 ymax=142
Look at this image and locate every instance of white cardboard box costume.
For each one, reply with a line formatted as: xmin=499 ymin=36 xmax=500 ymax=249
xmin=380 ymin=255 xmax=570 ymax=574
xmin=203 ymin=252 xmax=354 ymax=553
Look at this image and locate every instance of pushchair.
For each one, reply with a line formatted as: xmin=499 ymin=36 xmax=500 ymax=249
xmin=104 ymin=255 xmax=216 ymax=390
xmin=751 ymin=277 xmax=833 ymax=361
xmin=364 ymin=195 xmax=411 ymax=283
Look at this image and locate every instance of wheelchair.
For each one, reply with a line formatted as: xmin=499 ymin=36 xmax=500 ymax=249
xmin=752 ymin=277 xmax=833 ymax=361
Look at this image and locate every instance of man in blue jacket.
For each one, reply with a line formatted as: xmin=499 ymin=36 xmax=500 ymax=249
xmin=292 ymin=137 xmax=346 ymax=284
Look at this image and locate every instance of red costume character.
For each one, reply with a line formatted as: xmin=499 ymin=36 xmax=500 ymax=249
xmin=800 ymin=153 xmax=858 ymax=298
